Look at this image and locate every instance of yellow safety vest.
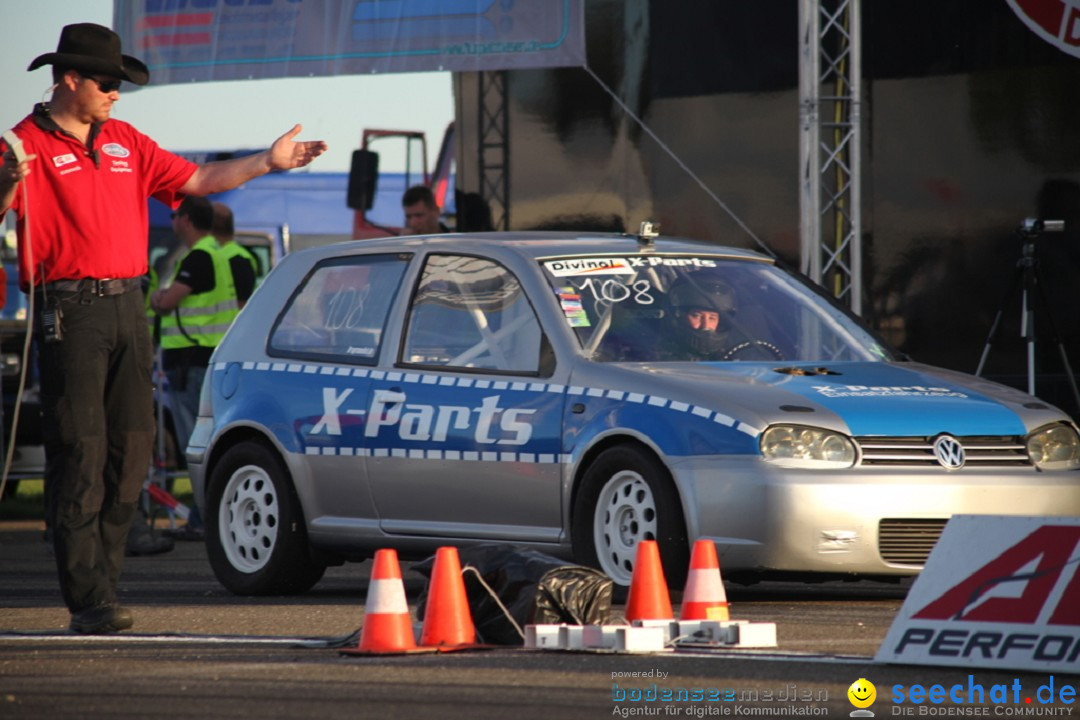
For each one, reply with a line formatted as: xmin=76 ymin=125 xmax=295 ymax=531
xmin=160 ymin=235 xmax=240 ymax=349
xmin=219 ymin=240 xmax=259 ymax=279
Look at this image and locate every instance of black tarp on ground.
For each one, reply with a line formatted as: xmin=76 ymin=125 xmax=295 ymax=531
xmin=414 ymin=545 xmax=613 ymax=646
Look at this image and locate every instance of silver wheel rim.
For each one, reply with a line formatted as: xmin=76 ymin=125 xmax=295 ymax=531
xmin=218 ymin=463 xmax=279 ymax=574
xmin=592 ymin=470 xmax=657 ymax=585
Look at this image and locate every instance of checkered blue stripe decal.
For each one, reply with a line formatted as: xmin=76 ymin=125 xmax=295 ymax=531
xmin=218 ymin=362 xmax=761 ymax=462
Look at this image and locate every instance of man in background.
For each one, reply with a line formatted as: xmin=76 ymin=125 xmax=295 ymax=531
xmin=150 ymin=196 xmax=241 ymax=540
xmin=402 ymin=185 xmax=449 ymax=235
xmin=211 ymin=201 xmax=258 ymax=308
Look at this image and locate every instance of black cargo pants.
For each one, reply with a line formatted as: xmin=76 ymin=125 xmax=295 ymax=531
xmin=36 ymin=286 xmax=155 ymax=613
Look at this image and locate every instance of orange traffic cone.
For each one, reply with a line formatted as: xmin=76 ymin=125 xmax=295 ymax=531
xmin=624 ymin=540 xmax=674 ymax=622
xmin=344 ymin=548 xmax=419 ymax=654
xmin=680 ymin=539 xmax=730 ymax=621
xmin=420 ymin=546 xmax=477 ymax=648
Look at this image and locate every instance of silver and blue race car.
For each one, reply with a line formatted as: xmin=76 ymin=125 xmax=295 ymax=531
xmin=187 ymin=231 xmax=1080 ymax=594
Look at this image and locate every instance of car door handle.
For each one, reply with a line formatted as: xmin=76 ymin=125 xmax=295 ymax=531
xmin=373 ymin=388 xmax=406 ymax=405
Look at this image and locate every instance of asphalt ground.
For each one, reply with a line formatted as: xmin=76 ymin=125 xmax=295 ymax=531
xmin=2 ymin=522 xmax=1077 ymax=719
xmin=0 ymin=519 xmax=897 ymax=649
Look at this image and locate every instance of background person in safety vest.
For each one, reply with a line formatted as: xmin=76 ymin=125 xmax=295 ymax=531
xmin=211 ymin=201 xmax=258 ymax=308
xmin=150 ymin=195 xmax=240 ymax=539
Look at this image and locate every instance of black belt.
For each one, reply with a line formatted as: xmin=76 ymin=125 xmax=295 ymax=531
xmin=40 ymin=277 xmax=142 ymax=296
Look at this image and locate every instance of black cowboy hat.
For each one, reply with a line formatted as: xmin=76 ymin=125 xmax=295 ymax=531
xmin=28 ymin=23 xmax=149 ymax=86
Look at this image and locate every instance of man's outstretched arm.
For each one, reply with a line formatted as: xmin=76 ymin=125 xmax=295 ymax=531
xmin=180 ymin=124 xmax=327 ymax=196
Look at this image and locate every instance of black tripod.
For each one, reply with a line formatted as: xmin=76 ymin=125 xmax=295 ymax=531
xmin=975 ymin=218 xmax=1080 ymax=411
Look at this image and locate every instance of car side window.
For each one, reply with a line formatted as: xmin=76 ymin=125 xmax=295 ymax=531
xmin=269 ymin=254 xmax=408 ymax=363
xmin=403 ymin=254 xmax=545 ymax=374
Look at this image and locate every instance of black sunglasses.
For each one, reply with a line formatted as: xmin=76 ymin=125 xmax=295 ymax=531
xmin=80 ymin=74 xmax=123 ymax=94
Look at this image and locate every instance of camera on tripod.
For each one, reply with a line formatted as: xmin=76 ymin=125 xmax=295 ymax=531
xmin=977 ymin=216 xmax=1079 ymax=412
xmin=1017 ymin=217 xmax=1065 ymax=237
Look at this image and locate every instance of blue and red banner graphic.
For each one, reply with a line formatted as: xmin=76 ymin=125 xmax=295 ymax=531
xmin=114 ymin=0 xmax=585 ymax=85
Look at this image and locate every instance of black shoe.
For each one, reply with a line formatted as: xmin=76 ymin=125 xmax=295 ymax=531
xmin=126 ymin=523 xmax=175 ymax=556
xmin=69 ymin=604 xmax=134 ymax=634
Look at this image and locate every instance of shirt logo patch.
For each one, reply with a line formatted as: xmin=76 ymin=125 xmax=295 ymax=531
xmin=101 ymin=143 xmax=130 ymax=158
xmin=52 ymin=153 xmax=78 ymax=168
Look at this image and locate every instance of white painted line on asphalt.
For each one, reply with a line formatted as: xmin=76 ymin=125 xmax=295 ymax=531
xmin=0 ymin=632 xmax=876 ymax=663
xmin=0 ymin=632 xmax=339 ymax=648
xmin=670 ymin=649 xmax=872 ymax=664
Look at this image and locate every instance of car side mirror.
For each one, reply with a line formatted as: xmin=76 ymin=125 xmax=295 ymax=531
xmin=346 ymin=149 xmax=379 ymax=211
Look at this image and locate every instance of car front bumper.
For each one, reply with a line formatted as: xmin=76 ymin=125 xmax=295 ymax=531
xmin=675 ymin=457 xmax=1080 ymax=576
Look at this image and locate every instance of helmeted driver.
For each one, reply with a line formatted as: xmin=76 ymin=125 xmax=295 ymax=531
xmin=663 ymin=275 xmax=737 ymax=359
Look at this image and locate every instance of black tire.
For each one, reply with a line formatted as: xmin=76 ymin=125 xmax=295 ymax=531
xmin=205 ymin=441 xmax=325 ymax=595
xmin=571 ymin=445 xmax=689 ymax=590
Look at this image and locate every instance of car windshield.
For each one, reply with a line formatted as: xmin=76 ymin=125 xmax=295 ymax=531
xmin=539 ymin=254 xmax=893 ymax=363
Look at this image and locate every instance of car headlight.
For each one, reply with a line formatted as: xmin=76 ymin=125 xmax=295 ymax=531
xmin=1026 ymin=423 xmax=1080 ymax=471
xmin=760 ymin=424 xmax=857 ymax=468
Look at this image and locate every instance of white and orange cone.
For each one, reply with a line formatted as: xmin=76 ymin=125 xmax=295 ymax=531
xmin=344 ymin=548 xmax=419 ymax=654
xmin=679 ymin=539 xmax=730 ymax=621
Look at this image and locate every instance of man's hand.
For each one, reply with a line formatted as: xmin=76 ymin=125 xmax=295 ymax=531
xmin=151 ymin=283 xmax=193 ymax=314
xmin=2 ymin=143 xmax=35 ymax=174
xmin=182 ymin=124 xmax=328 ymax=196
xmin=267 ymin=124 xmax=328 ymax=171
xmin=1 ymin=146 xmax=36 ymax=203
xmin=149 ymin=288 xmax=166 ymax=313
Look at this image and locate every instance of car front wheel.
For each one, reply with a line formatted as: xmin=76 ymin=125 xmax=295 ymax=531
xmin=205 ymin=441 xmax=325 ymax=595
xmin=572 ymin=445 xmax=689 ymax=589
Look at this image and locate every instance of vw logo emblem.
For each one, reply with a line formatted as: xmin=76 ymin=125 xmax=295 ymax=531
xmin=933 ymin=435 xmax=965 ymax=469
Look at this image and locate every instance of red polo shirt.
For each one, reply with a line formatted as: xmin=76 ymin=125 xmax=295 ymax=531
xmin=6 ymin=106 xmax=197 ymax=291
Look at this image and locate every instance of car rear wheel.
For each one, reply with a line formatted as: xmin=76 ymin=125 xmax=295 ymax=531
xmin=205 ymin=441 xmax=325 ymax=595
xmin=572 ymin=445 xmax=689 ymax=589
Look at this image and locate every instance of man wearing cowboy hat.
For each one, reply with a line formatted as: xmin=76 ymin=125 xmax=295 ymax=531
xmin=0 ymin=23 xmax=327 ymax=634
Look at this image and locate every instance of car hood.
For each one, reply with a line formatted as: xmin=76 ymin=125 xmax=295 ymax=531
xmin=619 ymin=361 xmax=1041 ymax=436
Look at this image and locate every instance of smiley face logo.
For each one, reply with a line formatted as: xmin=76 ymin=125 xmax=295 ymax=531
xmin=848 ymin=678 xmax=876 ymax=709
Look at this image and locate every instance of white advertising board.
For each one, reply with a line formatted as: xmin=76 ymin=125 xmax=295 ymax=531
xmin=876 ymin=515 xmax=1080 ymax=673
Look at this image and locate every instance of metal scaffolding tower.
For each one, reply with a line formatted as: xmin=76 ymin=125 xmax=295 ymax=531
xmin=799 ymin=0 xmax=863 ymax=315
xmin=478 ymin=71 xmax=511 ymax=231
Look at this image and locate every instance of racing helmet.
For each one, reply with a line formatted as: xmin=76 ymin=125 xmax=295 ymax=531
xmin=666 ymin=274 xmax=736 ymax=356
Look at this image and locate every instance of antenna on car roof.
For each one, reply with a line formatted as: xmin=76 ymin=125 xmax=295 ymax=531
xmin=637 ymin=221 xmax=659 ymax=250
